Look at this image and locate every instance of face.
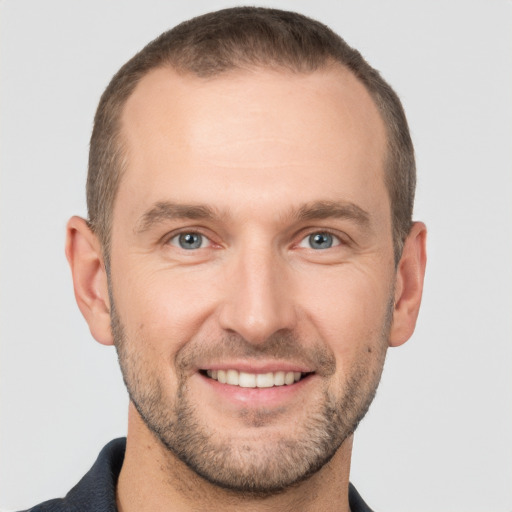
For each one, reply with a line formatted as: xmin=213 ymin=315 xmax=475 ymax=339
xmin=109 ymin=66 xmax=395 ymax=493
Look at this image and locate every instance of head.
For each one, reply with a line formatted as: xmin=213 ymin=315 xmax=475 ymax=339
xmin=67 ymin=7 xmax=426 ymax=498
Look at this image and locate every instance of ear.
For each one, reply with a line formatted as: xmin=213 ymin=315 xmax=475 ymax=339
xmin=389 ymin=222 xmax=427 ymax=347
xmin=65 ymin=216 xmax=113 ymax=346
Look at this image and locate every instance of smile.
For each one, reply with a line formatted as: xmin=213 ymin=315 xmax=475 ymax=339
xmin=203 ymin=369 xmax=309 ymax=388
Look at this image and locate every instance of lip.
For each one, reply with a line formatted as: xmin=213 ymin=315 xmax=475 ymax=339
xmin=196 ymin=369 xmax=316 ymax=408
xmin=198 ymin=360 xmax=314 ymax=374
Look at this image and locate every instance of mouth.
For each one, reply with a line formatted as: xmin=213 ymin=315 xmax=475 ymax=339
xmin=200 ymin=369 xmax=312 ymax=388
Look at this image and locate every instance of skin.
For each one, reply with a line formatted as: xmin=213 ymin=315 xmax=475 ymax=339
xmin=66 ymin=64 xmax=426 ymax=512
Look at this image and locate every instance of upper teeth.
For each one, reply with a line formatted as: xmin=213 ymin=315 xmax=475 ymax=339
xmin=206 ymin=369 xmax=303 ymax=388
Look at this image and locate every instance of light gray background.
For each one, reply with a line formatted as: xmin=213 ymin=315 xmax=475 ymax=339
xmin=1 ymin=1 xmax=511 ymax=510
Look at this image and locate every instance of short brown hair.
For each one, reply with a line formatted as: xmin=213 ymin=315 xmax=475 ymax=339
xmin=88 ymin=7 xmax=415 ymax=265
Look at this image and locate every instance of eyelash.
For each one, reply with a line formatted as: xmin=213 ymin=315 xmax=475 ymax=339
xmin=166 ymin=230 xmax=214 ymax=250
xmin=164 ymin=228 xmax=346 ymax=251
xmin=297 ymin=230 xmax=343 ymax=250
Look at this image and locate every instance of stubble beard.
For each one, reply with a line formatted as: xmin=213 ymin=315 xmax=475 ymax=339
xmin=110 ymin=298 xmax=391 ymax=496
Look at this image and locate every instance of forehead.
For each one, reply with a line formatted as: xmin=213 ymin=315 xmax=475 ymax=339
xmin=117 ymin=65 xmax=388 ymax=222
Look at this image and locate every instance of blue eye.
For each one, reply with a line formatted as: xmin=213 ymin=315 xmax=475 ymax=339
xmin=299 ymin=232 xmax=340 ymax=250
xmin=170 ymin=232 xmax=207 ymax=250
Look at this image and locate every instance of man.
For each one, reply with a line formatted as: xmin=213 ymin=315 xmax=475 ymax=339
xmin=24 ymin=6 xmax=426 ymax=512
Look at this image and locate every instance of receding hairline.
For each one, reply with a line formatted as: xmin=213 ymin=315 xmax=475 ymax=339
xmin=121 ymin=57 xmax=371 ymax=109
xmin=118 ymin=58 xmax=389 ymax=168
xmin=118 ymin=58 xmax=385 ymax=134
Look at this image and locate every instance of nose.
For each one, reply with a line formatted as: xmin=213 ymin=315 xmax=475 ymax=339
xmin=218 ymin=243 xmax=297 ymax=345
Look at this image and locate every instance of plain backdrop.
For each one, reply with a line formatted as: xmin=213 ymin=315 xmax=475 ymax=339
xmin=1 ymin=1 xmax=511 ymax=511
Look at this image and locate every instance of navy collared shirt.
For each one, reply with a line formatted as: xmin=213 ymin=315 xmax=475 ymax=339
xmin=20 ymin=438 xmax=373 ymax=511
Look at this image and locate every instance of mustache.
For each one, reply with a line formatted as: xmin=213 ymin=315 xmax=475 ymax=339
xmin=175 ymin=330 xmax=336 ymax=378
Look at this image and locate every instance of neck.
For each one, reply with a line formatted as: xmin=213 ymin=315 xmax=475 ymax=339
xmin=116 ymin=404 xmax=353 ymax=512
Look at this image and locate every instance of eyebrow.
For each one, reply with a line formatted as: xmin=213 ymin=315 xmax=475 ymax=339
xmin=135 ymin=199 xmax=371 ymax=234
xmin=294 ymin=200 xmax=371 ymax=227
xmin=135 ymin=201 xmax=221 ymax=234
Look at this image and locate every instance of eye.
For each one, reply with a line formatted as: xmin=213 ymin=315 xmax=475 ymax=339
xmin=299 ymin=231 xmax=341 ymax=250
xmin=169 ymin=232 xmax=210 ymax=250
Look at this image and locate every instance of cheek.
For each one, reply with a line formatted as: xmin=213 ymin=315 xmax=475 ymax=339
xmin=304 ymin=273 xmax=391 ymax=401
xmin=298 ymin=267 xmax=392 ymax=360
xmin=112 ymin=265 xmax=221 ymax=352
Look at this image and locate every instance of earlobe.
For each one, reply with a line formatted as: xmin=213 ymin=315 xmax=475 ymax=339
xmin=65 ymin=216 xmax=114 ymax=346
xmin=389 ymin=222 xmax=427 ymax=347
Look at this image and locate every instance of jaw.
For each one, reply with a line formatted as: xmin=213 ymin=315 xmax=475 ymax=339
xmin=121 ymin=400 xmax=354 ymax=512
